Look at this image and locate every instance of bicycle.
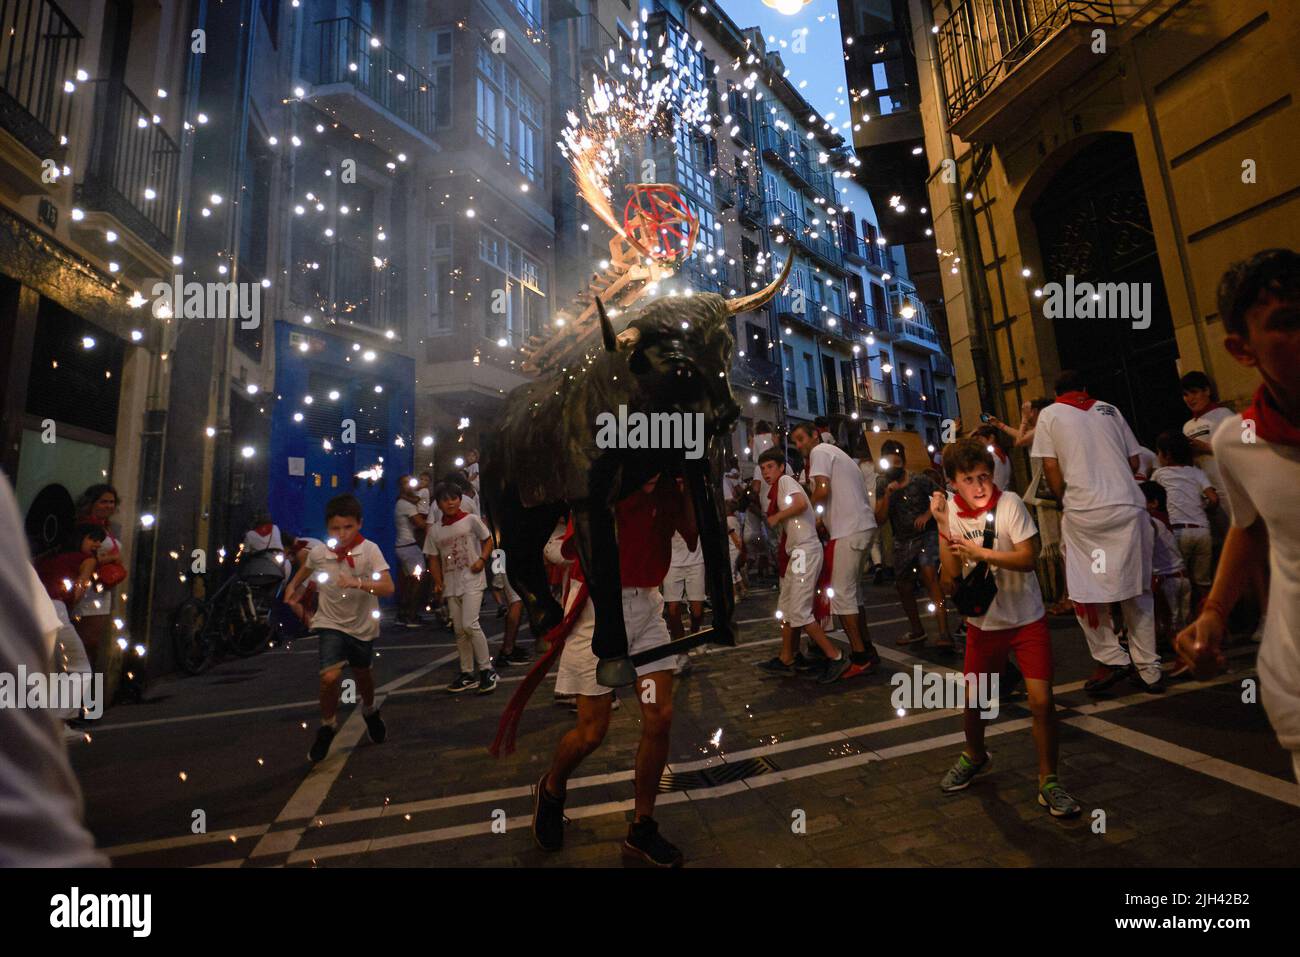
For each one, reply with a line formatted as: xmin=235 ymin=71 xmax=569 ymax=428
xmin=170 ymin=549 xmax=286 ymax=675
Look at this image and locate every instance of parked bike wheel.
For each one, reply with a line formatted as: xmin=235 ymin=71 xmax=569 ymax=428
xmin=171 ymin=598 xmax=213 ymax=675
xmin=228 ymin=581 xmax=271 ymax=658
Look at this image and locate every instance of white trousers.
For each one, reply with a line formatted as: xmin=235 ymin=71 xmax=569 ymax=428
xmin=50 ymin=601 xmax=94 ymax=721
xmin=448 ymin=589 xmax=490 ymax=673
xmin=1076 ymin=592 xmax=1160 ymax=683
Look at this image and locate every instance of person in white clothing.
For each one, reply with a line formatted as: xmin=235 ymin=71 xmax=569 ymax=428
xmin=393 ymin=476 xmax=429 ymax=627
xmin=424 ymin=482 xmax=497 ymax=695
xmin=929 ymin=439 xmax=1081 ymax=817
xmin=1177 ymin=249 xmax=1300 ymax=782
xmin=1152 ymin=431 xmax=1219 ymax=604
xmin=756 ymin=449 xmax=849 ymax=683
xmin=1031 ymin=370 xmax=1162 ymax=694
xmin=791 ymin=423 xmax=880 ymax=674
xmin=1133 ymin=445 xmax=1159 ymax=481
xmin=663 ymin=477 xmax=707 ymax=641
xmin=1180 ymin=371 xmax=1235 ymax=489
xmin=1140 ymin=482 xmax=1191 ymax=654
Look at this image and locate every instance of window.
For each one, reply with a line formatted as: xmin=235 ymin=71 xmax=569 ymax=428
xmin=480 ymin=227 xmax=546 ymax=345
xmin=431 ymin=29 xmax=452 ymax=129
xmin=513 ymin=0 xmax=541 ymax=30
xmin=476 ymin=45 xmax=543 ymax=183
xmin=783 ymin=344 xmax=796 ymax=408
xmin=430 ymin=221 xmax=452 ymax=334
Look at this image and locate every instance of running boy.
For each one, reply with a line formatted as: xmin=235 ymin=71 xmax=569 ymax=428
xmin=756 ymin=448 xmax=849 ymax=683
xmin=1177 ymin=249 xmax=1300 ymax=783
xmin=285 ymin=494 xmax=394 ymax=763
xmin=423 ymin=482 xmax=498 ymax=695
xmin=930 ymin=439 xmax=1080 ymax=817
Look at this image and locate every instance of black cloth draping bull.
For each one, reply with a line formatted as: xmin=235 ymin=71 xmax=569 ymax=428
xmin=481 ymin=254 xmax=793 ymax=686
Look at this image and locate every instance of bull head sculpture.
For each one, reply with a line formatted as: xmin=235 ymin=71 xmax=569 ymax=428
xmin=482 ymin=252 xmax=793 ymax=687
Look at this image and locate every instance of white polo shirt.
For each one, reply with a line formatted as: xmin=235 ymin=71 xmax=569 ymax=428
xmin=305 ymin=538 xmax=389 ymax=641
xmin=1184 ymin=406 xmax=1234 ymax=488
xmin=1213 ymin=413 xmax=1300 ymax=751
xmin=1031 ymin=401 xmax=1145 ymax=512
xmin=808 ymin=442 xmax=876 ymax=540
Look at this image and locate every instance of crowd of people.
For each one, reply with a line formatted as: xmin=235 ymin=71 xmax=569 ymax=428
xmin=3 ymin=250 xmax=1294 ymax=870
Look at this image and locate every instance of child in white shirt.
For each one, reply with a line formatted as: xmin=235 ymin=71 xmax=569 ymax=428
xmin=424 ymin=482 xmax=497 ymax=695
xmin=1152 ymin=430 xmax=1219 ymax=601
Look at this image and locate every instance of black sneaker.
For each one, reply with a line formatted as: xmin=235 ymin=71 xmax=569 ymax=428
xmin=1084 ymin=663 xmax=1131 ymax=695
xmin=506 ymin=647 xmax=532 ymax=665
xmin=1130 ymin=669 xmax=1166 ymax=695
xmin=491 ymin=652 xmax=512 ymax=670
xmin=791 ymin=652 xmax=819 ymax=673
xmin=308 ymin=724 xmax=337 ymax=763
xmin=477 ymin=669 xmax=500 ymax=695
xmin=446 ymin=672 xmax=480 ymax=694
xmin=533 ymin=774 xmax=566 ymax=852
xmin=757 ymin=656 xmax=796 ymax=676
xmin=363 ymin=709 xmax=386 ymax=744
xmin=817 ymin=653 xmax=852 ymax=684
xmin=623 ymin=817 xmax=684 ymax=868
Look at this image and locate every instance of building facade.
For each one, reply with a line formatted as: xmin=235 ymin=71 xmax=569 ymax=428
xmin=906 ymin=0 xmax=1299 ymax=454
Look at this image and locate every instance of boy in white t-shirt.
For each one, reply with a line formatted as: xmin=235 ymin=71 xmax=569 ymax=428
xmin=1177 ymin=249 xmax=1300 ymax=782
xmin=1152 ymin=431 xmax=1219 ymax=605
xmin=929 ymin=439 xmax=1080 ymax=817
xmin=755 ymin=449 xmax=849 ymax=684
xmin=284 ymin=494 xmax=395 ymax=764
xmin=1140 ymin=481 xmax=1191 ymax=654
xmin=424 ymin=482 xmax=497 ymax=695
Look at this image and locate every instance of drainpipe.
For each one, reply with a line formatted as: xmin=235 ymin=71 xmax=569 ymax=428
xmin=916 ymin=1 xmax=1000 ymax=418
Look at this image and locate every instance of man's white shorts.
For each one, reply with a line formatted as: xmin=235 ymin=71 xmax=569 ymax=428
xmin=555 ymin=586 xmax=673 ymax=697
xmin=829 ymin=528 xmax=870 ymax=615
xmin=663 ymin=563 xmax=706 ymax=602
xmin=777 ymin=544 xmax=823 ymax=628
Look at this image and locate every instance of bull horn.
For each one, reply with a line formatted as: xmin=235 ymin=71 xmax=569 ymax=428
xmin=596 ymin=297 xmax=617 ymax=352
xmin=724 ymin=247 xmax=794 ymax=314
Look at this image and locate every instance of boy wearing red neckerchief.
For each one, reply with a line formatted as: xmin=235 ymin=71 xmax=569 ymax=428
xmin=285 ymin=494 xmax=395 ymax=764
xmin=1178 ymin=249 xmax=1300 ymax=784
xmin=929 ymin=439 xmax=1080 ymax=816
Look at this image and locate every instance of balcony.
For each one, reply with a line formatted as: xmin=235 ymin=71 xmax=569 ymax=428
xmin=733 ymin=351 xmax=782 ymax=397
xmin=896 ymin=383 xmax=926 ymax=413
xmin=308 ymin=17 xmax=439 ymax=152
xmin=293 ymin=237 xmax=392 ymax=334
xmin=678 ymin=257 xmax=729 ymax=295
xmin=861 ymin=377 xmax=896 ymax=407
xmin=931 ymin=353 xmax=956 ymax=378
xmin=894 ymin=317 xmax=943 ymax=352
xmin=714 ymin=169 xmax=736 ymax=209
xmin=0 ymin=0 xmax=81 ymax=188
xmin=737 ymin=185 xmax=763 ymax=228
xmin=773 ymin=293 xmax=824 ymax=333
xmin=577 ymin=13 xmax=618 ymax=72
xmin=76 ymin=78 xmax=180 ymax=259
xmin=799 ymin=225 xmax=844 ymax=271
xmin=806 ymin=163 xmax=835 ymax=203
xmin=938 ymin=0 xmax=1117 ymax=141
xmin=760 ymin=124 xmax=811 ymax=188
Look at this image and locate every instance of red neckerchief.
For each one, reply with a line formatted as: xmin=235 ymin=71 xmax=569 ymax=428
xmin=812 ymin=539 xmax=835 ymax=621
xmin=991 ymin=446 xmax=1008 ymax=463
xmin=766 ymin=478 xmax=790 ymax=577
xmin=1055 ymin=390 xmax=1097 ymax=411
xmin=954 ymin=485 xmax=1002 ymax=519
xmin=1243 ymin=384 xmax=1300 ymax=448
xmin=331 ymin=534 xmax=365 ymax=567
xmin=254 ymin=522 xmax=273 ymax=536
xmin=441 ymin=510 xmax=469 ymax=527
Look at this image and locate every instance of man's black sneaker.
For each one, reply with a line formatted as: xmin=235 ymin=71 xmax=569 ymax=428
xmin=757 ymin=656 xmax=796 ymax=676
xmin=791 ymin=652 xmax=819 ymax=673
xmin=363 ymin=709 xmax=387 ymax=744
xmin=446 ymin=672 xmax=480 ymax=694
xmin=623 ymin=817 xmax=684 ymax=868
xmin=817 ymin=653 xmax=852 ymax=684
xmin=533 ymin=774 xmax=566 ymax=852
xmin=1084 ymin=663 xmax=1131 ymax=695
xmin=308 ymin=724 xmax=337 ymax=763
xmin=1131 ymin=670 xmax=1167 ymax=695
xmin=477 ymin=669 xmax=500 ymax=695
xmin=395 ymin=615 xmax=423 ymax=630
xmin=496 ymin=604 xmax=508 ymax=618
xmin=506 ymin=647 xmax=532 ymax=665
xmin=491 ymin=653 xmax=512 ymax=669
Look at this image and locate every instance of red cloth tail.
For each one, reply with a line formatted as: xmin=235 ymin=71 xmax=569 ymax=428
xmin=489 ymin=584 xmax=589 ymax=757
xmin=1072 ymin=601 xmax=1100 ymax=628
xmin=812 ymin=538 xmax=836 ymax=620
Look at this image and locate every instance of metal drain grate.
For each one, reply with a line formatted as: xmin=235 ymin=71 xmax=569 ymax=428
xmin=658 ymin=756 xmax=779 ymax=793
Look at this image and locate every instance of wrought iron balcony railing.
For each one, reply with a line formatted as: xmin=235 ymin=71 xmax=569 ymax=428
xmin=312 ymin=16 xmax=437 ymax=135
xmin=937 ymin=0 xmax=1116 ymax=127
xmin=78 ymin=78 xmax=180 ymax=255
xmin=737 ymin=185 xmax=763 ymax=226
xmin=714 ymin=168 xmax=736 ymax=208
xmin=577 ymin=13 xmax=618 ymax=70
xmin=931 ymin=353 xmax=956 ymax=378
xmin=0 ymin=0 xmax=81 ymax=158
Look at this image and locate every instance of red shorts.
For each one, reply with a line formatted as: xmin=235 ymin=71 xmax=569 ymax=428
xmin=963 ymin=617 xmax=1052 ymax=682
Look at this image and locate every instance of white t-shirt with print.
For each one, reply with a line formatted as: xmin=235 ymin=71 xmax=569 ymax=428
xmin=1184 ymin=406 xmax=1234 ymax=488
xmin=945 ymin=491 xmax=1044 ymax=631
xmin=808 ymin=442 xmax=876 ymax=540
xmin=1031 ymin=401 xmax=1145 ymax=512
xmin=305 ymin=538 xmax=389 ymax=641
xmin=1213 ymin=413 xmax=1300 ymax=752
xmin=1151 ymin=465 xmax=1213 ymax=528
xmin=775 ymin=474 xmax=820 ymax=551
xmin=423 ymin=514 xmax=490 ymax=597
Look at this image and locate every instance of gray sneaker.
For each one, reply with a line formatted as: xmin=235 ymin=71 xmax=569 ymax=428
xmin=940 ymin=752 xmax=992 ymax=792
xmin=1037 ymin=777 xmax=1082 ymax=818
xmin=816 ymin=653 xmax=852 ymax=684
